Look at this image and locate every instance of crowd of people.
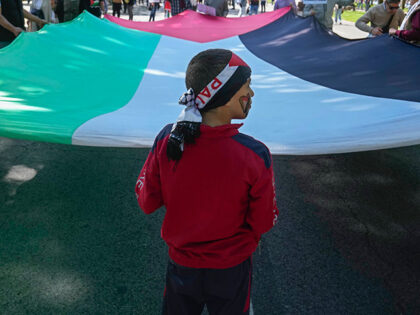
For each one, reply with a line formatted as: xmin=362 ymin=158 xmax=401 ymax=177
xmin=0 ymin=0 xmax=419 ymax=48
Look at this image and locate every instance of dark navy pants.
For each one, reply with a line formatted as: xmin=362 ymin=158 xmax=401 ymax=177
xmin=162 ymin=257 xmax=252 ymax=315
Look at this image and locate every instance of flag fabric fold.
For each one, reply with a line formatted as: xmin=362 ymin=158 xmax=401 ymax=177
xmin=0 ymin=10 xmax=419 ymax=154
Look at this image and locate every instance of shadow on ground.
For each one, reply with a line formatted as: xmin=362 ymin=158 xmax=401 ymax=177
xmin=286 ymin=150 xmax=420 ymax=314
xmin=0 ymin=137 xmax=419 ymax=314
xmin=0 ymin=138 xmax=166 ymax=313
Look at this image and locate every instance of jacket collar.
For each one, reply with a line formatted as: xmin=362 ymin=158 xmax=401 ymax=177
xmin=199 ymin=123 xmax=243 ymax=138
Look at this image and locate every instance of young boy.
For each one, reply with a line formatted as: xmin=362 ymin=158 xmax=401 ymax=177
xmin=135 ymin=49 xmax=278 ymax=315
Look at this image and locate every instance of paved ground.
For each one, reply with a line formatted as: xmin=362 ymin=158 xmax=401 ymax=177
xmin=1 ymin=137 xmax=419 ymax=314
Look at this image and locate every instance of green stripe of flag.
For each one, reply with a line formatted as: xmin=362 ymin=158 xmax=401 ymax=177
xmin=0 ymin=12 xmax=161 ymax=144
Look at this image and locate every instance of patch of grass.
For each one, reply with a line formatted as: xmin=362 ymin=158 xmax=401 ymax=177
xmin=342 ymin=10 xmax=365 ymax=22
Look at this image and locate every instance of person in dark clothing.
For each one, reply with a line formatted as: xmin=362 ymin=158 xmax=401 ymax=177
xmin=55 ymin=0 xmax=79 ymax=23
xmin=0 ymin=0 xmax=47 ymax=48
xmin=112 ymin=0 xmax=122 ymax=17
xmin=135 ymin=49 xmax=278 ymax=315
xmin=170 ymin=0 xmax=190 ymax=16
xmin=149 ymin=0 xmax=158 ymax=21
xmin=55 ymin=0 xmax=64 ymax=22
xmin=79 ymin=0 xmax=104 ymax=17
xmin=260 ymin=0 xmax=265 ymax=12
xmin=205 ymin=0 xmax=228 ymax=16
xmin=126 ymin=0 xmax=134 ymax=20
xmin=248 ymin=0 xmax=258 ymax=14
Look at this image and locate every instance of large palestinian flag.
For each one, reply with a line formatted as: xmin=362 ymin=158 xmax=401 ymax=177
xmin=0 ymin=9 xmax=419 ymax=154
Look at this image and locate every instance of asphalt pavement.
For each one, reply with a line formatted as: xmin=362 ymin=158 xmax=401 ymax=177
xmin=1 ymin=137 xmax=419 ymax=314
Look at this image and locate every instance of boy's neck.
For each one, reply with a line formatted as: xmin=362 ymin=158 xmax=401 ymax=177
xmin=201 ymin=110 xmax=232 ymax=127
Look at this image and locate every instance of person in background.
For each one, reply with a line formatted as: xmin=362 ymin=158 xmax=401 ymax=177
xmin=303 ymin=2 xmax=322 ymax=19
xmin=335 ymin=4 xmax=342 ymax=24
xmin=112 ymin=0 xmax=122 ymax=17
xmin=55 ymin=0 xmax=79 ymax=22
xmin=170 ymin=0 xmax=191 ymax=16
xmin=190 ymin=0 xmax=197 ymax=10
xmin=389 ymin=0 xmax=420 ymax=44
xmin=355 ymin=0 xmax=404 ymax=36
xmin=260 ymin=0 xmax=265 ymax=12
xmin=204 ymin=0 xmax=228 ymax=16
xmin=30 ymin=0 xmax=57 ymax=31
xmin=164 ymin=0 xmax=171 ymax=17
xmin=296 ymin=0 xmax=303 ymax=15
xmin=135 ymin=48 xmax=278 ymax=315
xmin=127 ymin=0 xmax=134 ymax=20
xmin=248 ymin=0 xmax=258 ymax=14
xmin=237 ymin=0 xmax=246 ymax=16
xmin=365 ymin=0 xmax=370 ymax=11
xmin=79 ymin=0 xmax=105 ymax=17
xmin=0 ymin=0 xmax=47 ymax=48
xmin=148 ymin=0 xmax=159 ymax=21
xmin=303 ymin=0 xmax=353 ymax=30
xmin=274 ymin=0 xmax=296 ymax=12
xmin=102 ymin=0 xmax=108 ymax=14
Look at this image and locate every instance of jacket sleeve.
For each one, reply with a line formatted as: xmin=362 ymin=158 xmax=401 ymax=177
xmin=355 ymin=9 xmax=374 ymax=33
xmin=389 ymin=9 xmax=405 ymax=30
xmin=396 ymin=11 xmax=420 ymax=41
xmin=246 ymin=155 xmax=279 ymax=238
xmin=302 ymin=4 xmax=313 ymax=17
xmin=135 ymin=146 xmax=164 ymax=215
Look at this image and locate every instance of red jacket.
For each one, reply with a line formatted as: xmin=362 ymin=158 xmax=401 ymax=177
xmin=396 ymin=10 xmax=420 ymax=42
xmin=135 ymin=123 xmax=278 ymax=269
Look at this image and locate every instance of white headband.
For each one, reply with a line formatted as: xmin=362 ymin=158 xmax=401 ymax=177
xmin=177 ymin=63 xmax=240 ymax=123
